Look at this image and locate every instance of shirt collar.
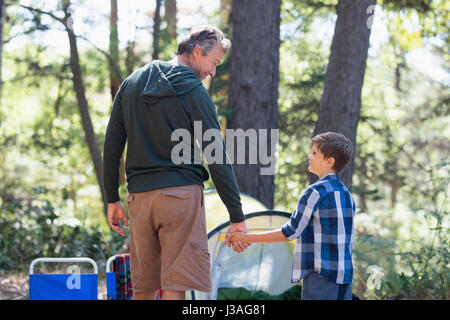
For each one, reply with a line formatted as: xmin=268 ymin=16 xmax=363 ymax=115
xmin=317 ymin=172 xmax=339 ymax=182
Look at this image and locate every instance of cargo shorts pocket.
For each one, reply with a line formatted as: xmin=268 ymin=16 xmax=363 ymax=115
xmin=161 ymin=189 xmax=193 ymax=199
xmin=126 ymin=194 xmax=135 ymax=207
xmin=190 ymin=241 xmax=209 ymax=254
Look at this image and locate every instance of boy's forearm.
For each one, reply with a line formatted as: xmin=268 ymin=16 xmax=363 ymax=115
xmin=234 ymin=229 xmax=288 ymax=243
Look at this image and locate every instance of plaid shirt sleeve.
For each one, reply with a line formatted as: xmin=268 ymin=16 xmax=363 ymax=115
xmin=281 ymin=187 xmax=322 ymax=241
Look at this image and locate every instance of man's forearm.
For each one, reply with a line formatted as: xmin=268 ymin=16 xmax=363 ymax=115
xmin=209 ymin=163 xmax=245 ymax=223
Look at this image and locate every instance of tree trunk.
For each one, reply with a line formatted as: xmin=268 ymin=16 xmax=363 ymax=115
xmin=109 ymin=0 xmax=121 ymax=100
xmin=125 ymin=40 xmax=136 ymax=75
xmin=0 ymin=0 xmax=5 ymax=100
xmin=228 ymin=0 xmax=281 ymax=209
xmin=207 ymin=0 xmax=232 ymax=96
xmin=165 ymin=0 xmax=177 ymax=40
xmin=312 ymin=0 xmax=376 ymax=187
xmin=109 ymin=0 xmax=127 ymax=186
xmin=152 ymin=0 xmax=162 ymax=60
xmin=220 ymin=0 xmax=232 ymax=33
xmin=63 ymin=2 xmax=107 ymax=216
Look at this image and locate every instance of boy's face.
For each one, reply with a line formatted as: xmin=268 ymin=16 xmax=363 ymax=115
xmin=307 ymin=143 xmax=336 ymax=178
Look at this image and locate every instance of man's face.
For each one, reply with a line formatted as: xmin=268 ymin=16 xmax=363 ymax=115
xmin=307 ymin=143 xmax=334 ymax=177
xmin=190 ymin=44 xmax=225 ymax=81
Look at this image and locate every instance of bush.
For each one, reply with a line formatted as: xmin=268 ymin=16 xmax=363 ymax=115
xmin=0 ymin=193 xmax=122 ymax=274
xmin=353 ymin=171 xmax=449 ymax=300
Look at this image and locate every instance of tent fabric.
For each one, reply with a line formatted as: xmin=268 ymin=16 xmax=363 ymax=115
xmin=217 ymin=285 xmax=302 ymax=300
xmin=191 ymin=210 xmax=296 ymax=300
xmin=211 ymin=241 xmax=295 ymax=298
xmin=204 ymin=190 xmax=268 ymax=231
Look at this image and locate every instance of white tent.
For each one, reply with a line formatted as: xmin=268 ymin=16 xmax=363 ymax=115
xmin=190 ymin=210 xmax=297 ymax=300
xmin=204 ymin=189 xmax=269 ymax=231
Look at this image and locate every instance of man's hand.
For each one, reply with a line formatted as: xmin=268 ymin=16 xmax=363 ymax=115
xmin=225 ymin=221 xmax=251 ymax=253
xmin=107 ymin=201 xmax=129 ymax=236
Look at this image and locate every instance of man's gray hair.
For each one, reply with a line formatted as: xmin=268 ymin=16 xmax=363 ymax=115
xmin=177 ymin=25 xmax=231 ymax=56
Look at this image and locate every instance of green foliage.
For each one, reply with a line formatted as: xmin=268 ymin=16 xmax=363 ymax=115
xmin=0 ymin=188 xmax=122 ymax=273
xmin=275 ymin=0 xmax=449 ymax=300
xmin=353 ymin=162 xmax=449 ymax=299
xmin=274 ymin=0 xmax=334 ymax=210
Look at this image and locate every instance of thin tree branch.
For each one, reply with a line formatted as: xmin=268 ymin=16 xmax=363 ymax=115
xmin=77 ymin=34 xmax=123 ymax=83
xmin=18 ymin=4 xmax=65 ymax=25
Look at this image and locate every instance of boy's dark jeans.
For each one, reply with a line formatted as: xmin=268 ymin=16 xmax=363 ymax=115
xmin=301 ymin=272 xmax=352 ymax=300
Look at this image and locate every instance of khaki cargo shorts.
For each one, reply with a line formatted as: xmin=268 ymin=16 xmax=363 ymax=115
xmin=126 ymin=184 xmax=211 ymax=293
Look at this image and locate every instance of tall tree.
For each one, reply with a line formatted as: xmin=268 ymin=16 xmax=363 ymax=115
xmin=228 ymin=0 xmax=281 ymax=209
xmin=312 ymin=0 xmax=376 ymax=187
xmin=19 ymin=1 xmax=108 ymax=216
xmin=62 ymin=0 xmax=107 ymax=215
xmin=109 ymin=0 xmax=126 ymax=186
xmin=152 ymin=0 xmax=162 ymax=60
xmin=0 ymin=0 xmax=5 ymax=100
xmin=165 ymin=0 xmax=177 ymax=40
xmin=208 ymin=0 xmax=232 ymax=136
xmin=125 ymin=40 xmax=136 ymax=75
xmin=109 ymin=0 xmax=121 ymax=101
xmin=220 ymin=0 xmax=232 ymax=34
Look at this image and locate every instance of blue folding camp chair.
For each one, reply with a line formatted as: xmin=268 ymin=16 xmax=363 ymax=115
xmin=29 ymin=257 xmax=98 ymax=300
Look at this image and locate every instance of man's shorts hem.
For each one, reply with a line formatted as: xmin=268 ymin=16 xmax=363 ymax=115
xmin=162 ymin=278 xmax=212 ymax=292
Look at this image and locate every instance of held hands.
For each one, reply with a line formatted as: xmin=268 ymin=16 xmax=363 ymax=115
xmin=225 ymin=221 xmax=251 ymax=254
xmin=227 ymin=232 xmax=246 ymax=242
xmin=107 ymin=201 xmax=129 ymax=236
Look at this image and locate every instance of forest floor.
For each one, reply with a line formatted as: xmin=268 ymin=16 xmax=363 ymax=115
xmin=2 ymin=273 xmax=442 ymax=300
xmin=0 ymin=273 xmax=107 ymax=300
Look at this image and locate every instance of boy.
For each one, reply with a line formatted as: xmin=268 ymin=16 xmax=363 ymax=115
xmin=227 ymin=132 xmax=356 ymax=300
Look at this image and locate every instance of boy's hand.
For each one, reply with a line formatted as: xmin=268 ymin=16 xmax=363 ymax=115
xmin=228 ymin=232 xmax=246 ymax=243
xmin=228 ymin=232 xmax=251 ymax=253
xmin=226 ymin=222 xmax=251 ymax=253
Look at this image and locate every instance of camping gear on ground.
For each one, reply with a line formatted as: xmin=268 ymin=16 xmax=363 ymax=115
xmin=189 ymin=210 xmax=297 ymax=300
xmin=29 ymin=257 xmax=98 ymax=300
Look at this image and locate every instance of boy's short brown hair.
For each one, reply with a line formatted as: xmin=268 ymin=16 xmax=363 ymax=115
xmin=311 ymin=132 xmax=353 ymax=174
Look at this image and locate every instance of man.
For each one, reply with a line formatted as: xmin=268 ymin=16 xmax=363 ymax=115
xmin=103 ymin=25 xmax=249 ymax=300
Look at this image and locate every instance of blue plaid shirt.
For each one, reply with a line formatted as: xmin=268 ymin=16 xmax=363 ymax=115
xmin=281 ymin=173 xmax=355 ymax=284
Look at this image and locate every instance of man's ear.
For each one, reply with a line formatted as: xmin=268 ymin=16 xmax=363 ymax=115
xmin=193 ymin=45 xmax=202 ymax=57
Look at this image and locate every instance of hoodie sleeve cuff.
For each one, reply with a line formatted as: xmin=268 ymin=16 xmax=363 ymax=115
xmin=229 ymin=210 xmax=245 ymax=223
xmin=106 ymin=190 xmax=120 ymax=203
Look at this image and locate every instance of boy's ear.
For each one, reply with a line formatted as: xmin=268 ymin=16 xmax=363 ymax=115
xmin=327 ymin=157 xmax=335 ymax=168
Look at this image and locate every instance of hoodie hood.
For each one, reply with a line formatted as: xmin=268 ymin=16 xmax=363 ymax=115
xmin=141 ymin=60 xmax=202 ymax=104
